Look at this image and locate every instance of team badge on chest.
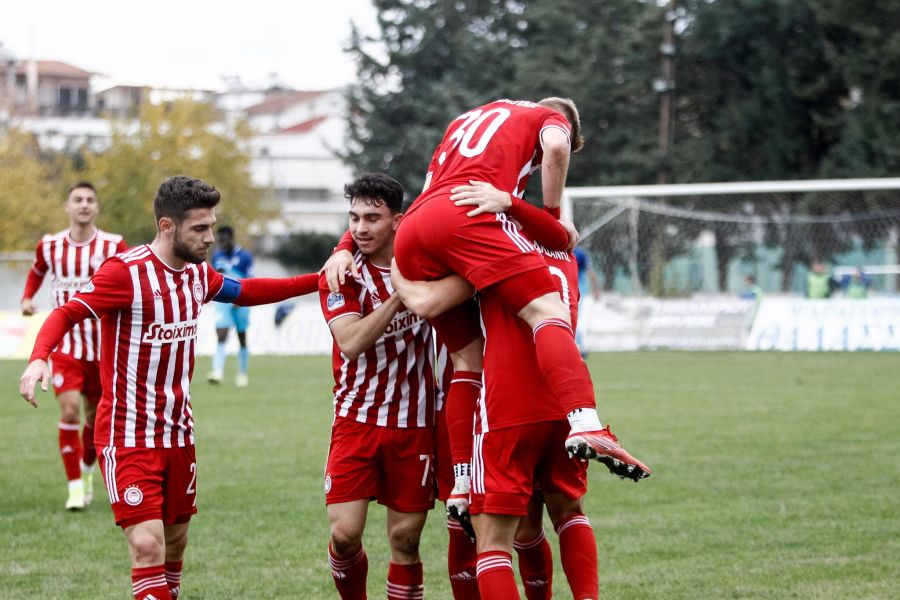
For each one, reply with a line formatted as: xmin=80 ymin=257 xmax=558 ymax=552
xmin=193 ymin=281 xmax=204 ymax=303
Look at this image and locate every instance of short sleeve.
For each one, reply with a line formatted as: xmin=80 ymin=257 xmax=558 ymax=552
xmin=204 ymin=262 xmax=226 ymax=303
xmin=116 ymin=238 xmax=129 ymax=253
xmin=319 ymin=273 xmax=363 ymax=325
xmin=71 ymin=258 xmax=134 ymax=318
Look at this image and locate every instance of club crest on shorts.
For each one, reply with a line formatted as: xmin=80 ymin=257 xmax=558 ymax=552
xmin=53 ymin=374 xmax=64 ymax=388
xmin=124 ymin=485 xmax=144 ymax=506
xmin=326 ymin=293 xmax=345 ymax=311
xmin=193 ymin=282 xmax=204 ymax=303
xmin=324 ymin=474 xmax=332 ymax=494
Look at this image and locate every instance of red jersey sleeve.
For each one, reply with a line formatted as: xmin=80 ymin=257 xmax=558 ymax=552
xmin=508 ymin=197 xmax=568 ymax=250
xmin=335 ymin=230 xmax=355 ymax=253
xmin=70 ymin=258 xmax=134 ymax=318
xmin=22 ymin=240 xmax=48 ymax=300
xmin=203 ymin=262 xmax=226 ymax=303
xmin=116 ymin=238 xmax=129 ymax=253
xmin=539 ymin=112 xmax=572 ymax=149
xmin=319 ymin=272 xmax=362 ymax=326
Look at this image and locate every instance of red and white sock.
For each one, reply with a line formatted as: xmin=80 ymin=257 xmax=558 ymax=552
xmin=556 ymin=513 xmax=599 ymax=599
xmin=387 ymin=561 xmax=424 ymax=599
xmin=58 ymin=422 xmax=82 ymax=481
xmin=476 ymin=551 xmax=520 ymax=599
xmin=447 ymin=519 xmax=479 ymax=599
xmin=131 ymin=564 xmax=171 ymax=599
xmin=532 ymin=319 xmax=596 ymax=414
xmin=329 ymin=543 xmax=368 ymax=599
xmin=81 ymin=420 xmax=97 ymax=467
xmin=514 ymin=529 xmax=553 ymax=600
xmin=164 ymin=560 xmax=183 ymax=598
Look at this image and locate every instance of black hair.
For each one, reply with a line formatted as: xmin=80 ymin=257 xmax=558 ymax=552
xmin=153 ymin=176 xmax=221 ymax=224
xmin=67 ymin=181 xmax=97 ymax=196
xmin=344 ymin=173 xmax=404 ymax=213
xmin=216 ymin=225 xmax=234 ymax=237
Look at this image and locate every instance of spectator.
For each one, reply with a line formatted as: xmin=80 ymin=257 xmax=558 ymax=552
xmin=840 ymin=266 xmax=872 ymax=299
xmin=806 ymin=261 xmax=838 ymax=299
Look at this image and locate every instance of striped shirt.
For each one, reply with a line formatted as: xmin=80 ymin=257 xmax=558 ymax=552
xmin=319 ymin=254 xmax=436 ymax=428
xmin=26 ymin=228 xmax=127 ymax=361
xmin=70 ymin=245 xmax=224 ymax=448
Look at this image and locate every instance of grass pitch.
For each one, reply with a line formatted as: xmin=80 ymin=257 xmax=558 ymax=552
xmin=2 ymin=352 xmax=898 ymax=599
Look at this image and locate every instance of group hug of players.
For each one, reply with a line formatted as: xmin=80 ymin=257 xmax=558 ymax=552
xmin=19 ymin=97 xmax=651 ymax=599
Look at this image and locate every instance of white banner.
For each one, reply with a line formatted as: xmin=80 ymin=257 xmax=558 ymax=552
xmin=746 ymin=298 xmax=900 ymax=351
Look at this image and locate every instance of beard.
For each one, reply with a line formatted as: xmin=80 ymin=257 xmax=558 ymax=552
xmin=173 ymin=228 xmax=207 ymax=264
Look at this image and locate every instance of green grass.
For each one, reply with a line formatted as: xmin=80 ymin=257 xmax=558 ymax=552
xmin=2 ymin=353 xmax=899 ymax=599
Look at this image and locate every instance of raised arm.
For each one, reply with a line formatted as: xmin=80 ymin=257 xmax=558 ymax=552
xmin=391 ymin=259 xmax=474 ymax=319
xmin=212 ymin=273 xmax=319 ymax=306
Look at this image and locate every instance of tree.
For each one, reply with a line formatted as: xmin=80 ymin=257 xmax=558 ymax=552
xmin=84 ymin=98 xmax=271 ymax=245
xmin=0 ymin=129 xmax=69 ymax=250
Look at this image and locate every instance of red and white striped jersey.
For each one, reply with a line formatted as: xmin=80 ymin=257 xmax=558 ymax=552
xmin=69 ymin=245 xmax=225 ymax=448
xmin=474 ymin=237 xmax=579 ymax=434
xmin=319 ymin=254 xmax=436 ymax=428
xmin=26 ymin=228 xmax=127 ymax=361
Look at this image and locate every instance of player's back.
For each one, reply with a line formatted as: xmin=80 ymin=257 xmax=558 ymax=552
xmin=475 ymin=240 xmax=579 ymax=433
xmin=419 ymin=99 xmax=571 ymax=200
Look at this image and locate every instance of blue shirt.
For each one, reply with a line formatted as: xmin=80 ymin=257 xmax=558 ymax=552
xmin=212 ymin=246 xmax=254 ymax=280
xmin=573 ymin=246 xmax=590 ymax=297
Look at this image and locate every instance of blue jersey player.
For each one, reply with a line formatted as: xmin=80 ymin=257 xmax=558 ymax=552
xmin=209 ymin=226 xmax=255 ymax=386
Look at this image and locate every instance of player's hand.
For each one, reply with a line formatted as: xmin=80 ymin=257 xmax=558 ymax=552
xmin=20 ymin=298 xmax=36 ymax=316
xmin=19 ymin=359 xmax=50 ymax=407
xmin=560 ymin=217 xmax=579 ymax=251
xmin=322 ymin=249 xmax=358 ymax=293
xmin=451 ymin=180 xmax=512 ymax=217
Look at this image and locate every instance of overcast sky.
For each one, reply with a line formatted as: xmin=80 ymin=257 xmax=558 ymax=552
xmin=0 ymin=0 xmax=380 ymax=91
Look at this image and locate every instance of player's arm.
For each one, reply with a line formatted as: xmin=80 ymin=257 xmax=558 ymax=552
xmin=328 ymin=293 xmax=403 ymax=360
xmin=391 ymin=259 xmax=474 ymax=319
xmin=322 ymin=230 xmax=358 ymax=293
xmin=539 ymin=126 xmax=571 ymax=214
xmin=21 ymin=241 xmax=48 ymax=316
xmin=212 ymin=273 xmax=320 ymax=306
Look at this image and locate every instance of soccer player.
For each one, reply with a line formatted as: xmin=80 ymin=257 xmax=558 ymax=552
xmin=391 ymin=185 xmax=605 ymax=599
xmin=320 ymin=173 xmax=438 ymax=600
xmin=19 ymin=176 xmax=319 ymax=600
xmin=208 ymin=225 xmax=254 ymax=387
xmin=20 ymin=181 xmax=128 ymax=510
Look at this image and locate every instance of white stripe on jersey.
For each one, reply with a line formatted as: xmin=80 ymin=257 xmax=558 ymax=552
xmin=123 ymin=264 xmax=144 ymax=447
xmin=161 ymin=271 xmax=181 ymax=448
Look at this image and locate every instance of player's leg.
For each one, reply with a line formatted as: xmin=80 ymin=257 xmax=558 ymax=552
xmin=545 ymin=493 xmax=598 ymax=600
xmin=210 ymin=304 xmax=231 ymax=383
xmin=327 ymin=499 xmax=370 ymax=600
xmin=81 ymin=394 xmax=99 ymax=506
xmin=56 ymin=387 xmax=85 ymax=510
xmin=513 ymin=493 xmax=552 ymax=600
xmin=125 ymin=519 xmax=172 ymax=600
xmin=163 ymin=522 xmax=189 ymax=599
xmin=234 ymin=305 xmax=250 ymax=387
xmin=472 ymin=513 xmax=521 ymax=599
xmin=385 ymin=509 xmax=428 ymax=600
xmin=488 ymin=273 xmax=650 ymax=479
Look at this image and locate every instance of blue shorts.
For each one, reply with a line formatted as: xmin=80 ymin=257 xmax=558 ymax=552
xmin=215 ymin=303 xmax=250 ymax=332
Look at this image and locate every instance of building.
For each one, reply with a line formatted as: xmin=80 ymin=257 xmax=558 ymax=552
xmin=0 ymin=57 xmax=94 ymax=117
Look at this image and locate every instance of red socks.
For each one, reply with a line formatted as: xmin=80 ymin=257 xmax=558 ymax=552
xmin=532 ymin=320 xmax=596 ymax=413
xmin=164 ymin=560 xmax=183 ymax=598
xmin=446 ymin=371 xmax=482 ymax=465
xmin=386 ymin=561 xmax=424 ymax=599
xmin=447 ymin=520 xmax=479 ymax=599
xmin=514 ymin=530 xmax=553 ymax=599
xmin=131 ymin=565 xmax=171 ymax=599
xmin=58 ymin=422 xmax=81 ymax=481
xmin=476 ymin=551 xmax=520 ymax=599
xmin=556 ymin=513 xmax=599 ymax=599
xmin=81 ymin=420 xmax=97 ymax=467
xmin=329 ymin=544 xmax=368 ymax=599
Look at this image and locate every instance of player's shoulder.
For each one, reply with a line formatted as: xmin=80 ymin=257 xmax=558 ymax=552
xmin=40 ymin=229 xmax=69 ymax=244
xmin=117 ymin=244 xmax=153 ymax=264
xmin=95 ymin=229 xmax=125 ymax=243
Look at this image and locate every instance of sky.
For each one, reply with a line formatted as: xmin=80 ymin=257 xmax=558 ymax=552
xmin=0 ymin=0 xmax=380 ymax=91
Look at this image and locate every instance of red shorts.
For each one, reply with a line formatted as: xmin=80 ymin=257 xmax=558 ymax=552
xmin=470 ymin=420 xmax=587 ymax=516
xmin=434 ymin=408 xmax=454 ymax=502
xmin=395 ymin=191 xmax=550 ymax=291
xmin=97 ymin=445 xmax=198 ymax=528
xmin=325 ymin=417 xmax=435 ymax=512
xmin=49 ymin=352 xmax=102 ymax=401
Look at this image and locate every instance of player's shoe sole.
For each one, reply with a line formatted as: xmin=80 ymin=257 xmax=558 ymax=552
xmin=565 ymin=427 xmax=651 ymax=482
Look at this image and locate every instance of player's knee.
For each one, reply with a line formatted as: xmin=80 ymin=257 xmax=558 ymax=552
xmin=547 ymin=498 xmax=584 ymax=529
xmin=165 ymin=529 xmax=189 ymax=558
xmin=387 ymin=523 xmax=422 ymax=558
xmin=58 ymin=401 xmax=79 ymax=423
xmin=129 ymin=531 xmax=165 ymax=564
xmin=330 ymin=525 xmax=363 ymax=557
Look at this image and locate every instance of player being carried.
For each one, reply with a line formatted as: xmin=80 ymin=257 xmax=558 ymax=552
xmin=20 ymin=181 xmax=128 ymax=511
xmin=19 ymin=176 xmax=320 ymax=600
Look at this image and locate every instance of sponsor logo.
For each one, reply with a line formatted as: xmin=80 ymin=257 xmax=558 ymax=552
xmin=53 ymin=374 xmax=64 ymax=388
xmin=123 ymin=485 xmax=143 ymax=506
xmin=369 ymin=290 xmax=382 ymax=308
xmin=61 ymin=445 xmax=75 ymax=454
xmin=55 ymin=277 xmax=91 ymax=291
xmin=332 ymin=571 xmax=346 ymax=580
xmin=326 ymin=293 xmax=345 ymax=311
xmin=324 ymin=474 xmax=332 ymax=494
xmin=193 ymin=282 xmax=204 ymax=303
xmin=450 ymin=572 xmax=476 ymax=581
xmin=383 ymin=311 xmax=424 ymax=336
xmin=526 ymin=579 xmax=548 ymax=587
xmin=142 ymin=320 xmax=198 ymax=344
xmin=152 ymin=289 xmax=163 ymax=301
